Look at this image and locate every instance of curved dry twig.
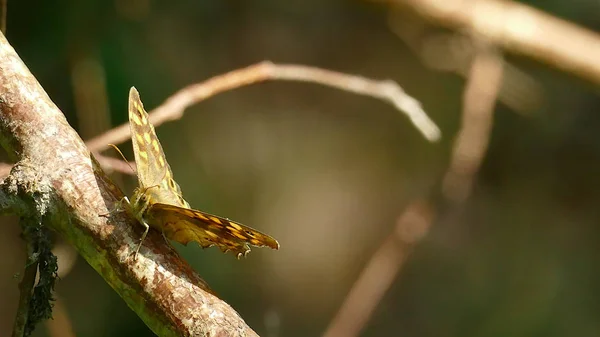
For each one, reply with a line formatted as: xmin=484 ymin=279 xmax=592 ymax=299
xmin=85 ymin=61 xmax=440 ymax=154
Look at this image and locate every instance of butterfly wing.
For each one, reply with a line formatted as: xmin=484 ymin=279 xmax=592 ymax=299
xmin=128 ymin=87 xmax=189 ymax=208
xmin=146 ymin=203 xmax=280 ymax=258
xmin=128 ymin=87 xmax=279 ymax=258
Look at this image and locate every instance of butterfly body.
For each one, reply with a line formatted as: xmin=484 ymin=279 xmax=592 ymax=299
xmin=124 ymin=87 xmax=279 ymax=258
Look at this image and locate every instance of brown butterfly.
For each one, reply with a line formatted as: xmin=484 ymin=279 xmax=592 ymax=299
xmin=121 ymin=87 xmax=279 ymax=258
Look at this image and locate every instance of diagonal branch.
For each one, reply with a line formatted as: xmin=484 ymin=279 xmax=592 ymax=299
xmin=0 ymin=31 xmax=258 ymax=337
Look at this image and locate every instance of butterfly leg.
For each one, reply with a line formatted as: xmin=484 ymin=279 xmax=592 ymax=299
xmin=104 ymin=197 xmax=147 ymax=260
xmin=160 ymin=230 xmax=170 ymax=245
xmin=111 ymin=197 xmax=148 ymax=260
xmin=134 ymin=219 xmax=150 ymax=260
xmin=99 ymin=197 xmax=128 ymax=218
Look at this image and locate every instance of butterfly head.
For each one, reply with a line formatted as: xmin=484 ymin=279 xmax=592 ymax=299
xmin=130 ymin=185 xmax=160 ymax=220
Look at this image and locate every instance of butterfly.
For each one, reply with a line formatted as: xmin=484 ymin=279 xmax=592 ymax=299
xmin=119 ymin=87 xmax=279 ymax=259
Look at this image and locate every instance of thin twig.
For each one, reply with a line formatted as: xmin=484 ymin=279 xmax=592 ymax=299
xmin=443 ymin=46 xmax=503 ymax=201
xmin=323 ymin=202 xmax=433 ymax=337
xmin=85 ymin=61 xmax=440 ymax=153
xmin=12 ymin=239 xmax=38 ymax=337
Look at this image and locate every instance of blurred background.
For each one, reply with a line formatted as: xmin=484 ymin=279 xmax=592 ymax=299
xmin=2 ymin=0 xmax=600 ymax=336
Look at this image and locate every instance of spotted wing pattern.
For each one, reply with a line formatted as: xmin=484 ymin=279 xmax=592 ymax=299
xmin=147 ymin=203 xmax=280 ymax=258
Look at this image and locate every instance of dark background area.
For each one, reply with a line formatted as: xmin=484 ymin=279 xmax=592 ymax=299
xmin=1 ymin=0 xmax=600 ymax=336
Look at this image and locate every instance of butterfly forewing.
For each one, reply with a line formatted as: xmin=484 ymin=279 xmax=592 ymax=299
xmin=126 ymin=87 xmax=279 ymax=257
xmin=128 ymin=88 xmax=189 ymax=208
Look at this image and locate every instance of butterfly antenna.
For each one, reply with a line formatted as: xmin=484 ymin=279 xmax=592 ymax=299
xmin=107 ymin=144 xmax=136 ymax=174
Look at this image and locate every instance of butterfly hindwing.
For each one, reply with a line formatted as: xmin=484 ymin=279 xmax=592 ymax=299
xmin=147 ymin=203 xmax=280 ymax=258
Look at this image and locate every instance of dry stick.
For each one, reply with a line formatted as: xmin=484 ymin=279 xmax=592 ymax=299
xmin=443 ymin=47 xmax=503 ymax=201
xmin=86 ymin=61 xmax=440 ymax=153
xmin=395 ymin=0 xmax=600 ymax=85
xmin=11 ymin=242 xmax=37 ymax=337
xmin=323 ymin=202 xmax=433 ymax=337
xmin=0 ymin=32 xmax=257 ymax=337
xmin=323 ymin=47 xmax=503 ymax=337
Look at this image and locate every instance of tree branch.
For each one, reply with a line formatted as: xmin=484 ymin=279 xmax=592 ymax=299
xmin=395 ymin=0 xmax=600 ymax=84
xmin=0 ymin=31 xmax=257 ymax=336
